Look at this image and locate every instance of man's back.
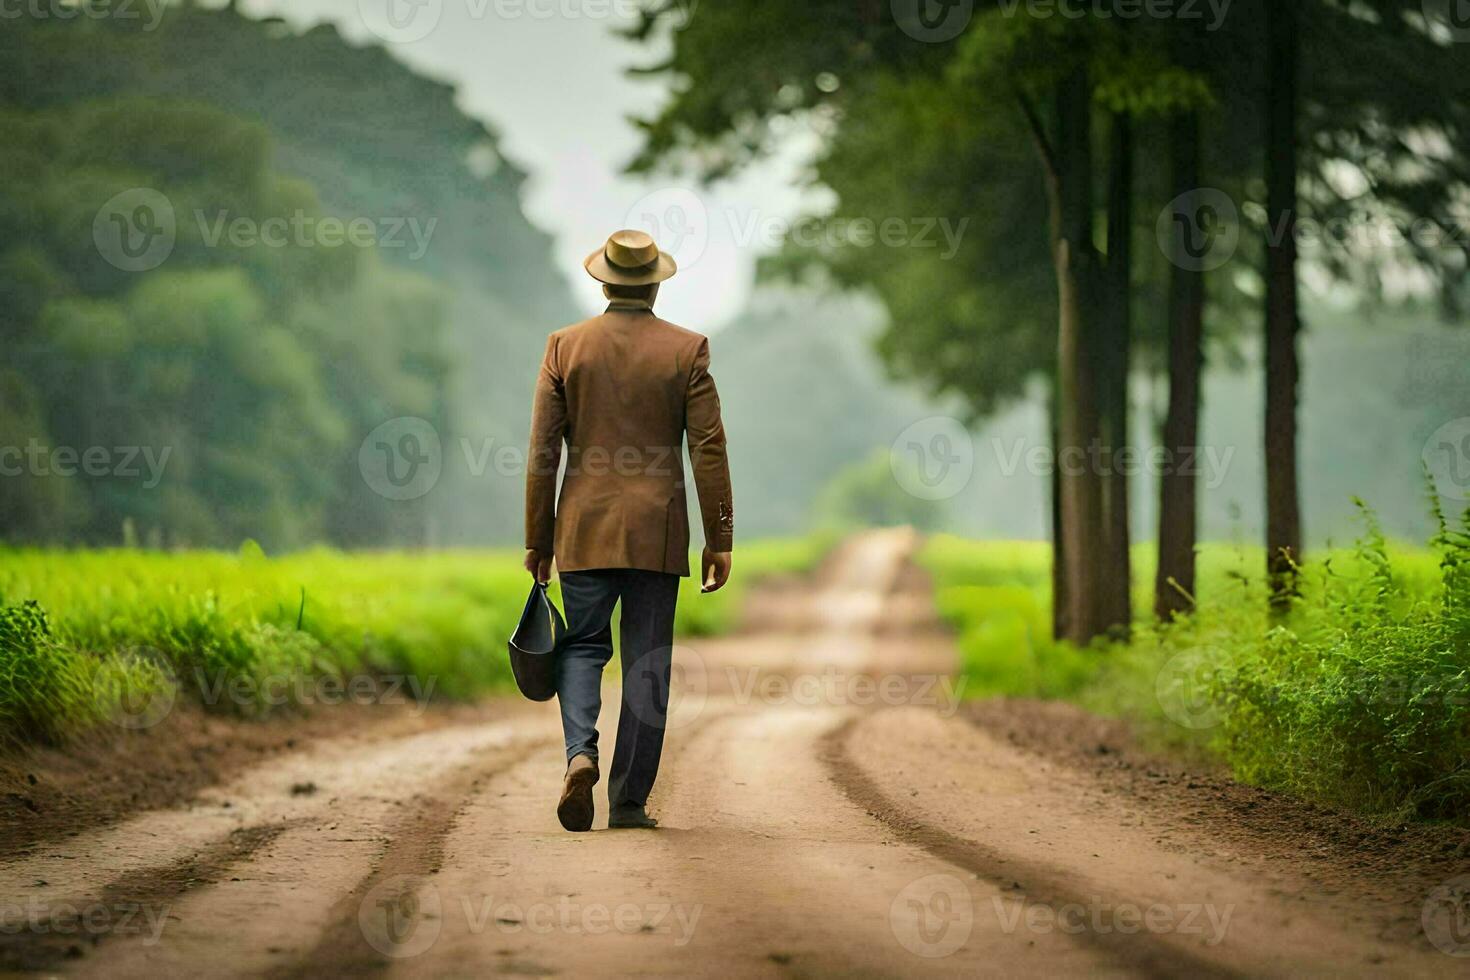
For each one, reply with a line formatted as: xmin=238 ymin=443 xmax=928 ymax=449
xmin=525 ymin=301 xmax=732 ymax=577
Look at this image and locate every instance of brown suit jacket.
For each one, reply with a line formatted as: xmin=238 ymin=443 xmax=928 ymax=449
xmin=525 ymin=300 xmax=733 ymax=577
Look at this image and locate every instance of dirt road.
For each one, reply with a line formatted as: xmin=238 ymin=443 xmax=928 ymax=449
xmin=0 ymin=530 xmax=1462 ymax=977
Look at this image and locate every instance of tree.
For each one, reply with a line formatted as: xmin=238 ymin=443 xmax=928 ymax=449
xmin=1263 ymin=0 xmax=1304 ymax=609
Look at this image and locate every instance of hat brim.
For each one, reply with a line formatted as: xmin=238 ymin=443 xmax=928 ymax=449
xmin=584 ymin=247 xmax=678 ymax=286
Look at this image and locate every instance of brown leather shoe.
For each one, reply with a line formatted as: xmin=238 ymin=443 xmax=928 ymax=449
xmin=557 ymin=754 xmax=599 ymax=832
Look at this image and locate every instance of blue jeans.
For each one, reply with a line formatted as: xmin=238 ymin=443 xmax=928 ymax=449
xmin=556 ymin=569 xmax=680 ymax=810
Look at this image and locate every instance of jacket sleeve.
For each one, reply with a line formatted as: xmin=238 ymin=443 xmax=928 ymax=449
xmin=686 ymin=338 xmax=734 ymax=552
xmin=525 ymin=334 xmax=566 ymax=553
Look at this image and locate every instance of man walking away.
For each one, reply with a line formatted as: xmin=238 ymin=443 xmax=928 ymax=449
xmin=524 ymin=229 xmax=734 ymax=832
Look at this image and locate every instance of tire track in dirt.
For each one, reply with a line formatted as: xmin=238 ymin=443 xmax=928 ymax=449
xmin=271 ymin=740 xmax=544 ymax=978
xmin=0 ymin=822 xmax=289 ymax=972
xmin=2 ymin=718 xmax=558 ymax=977
xmin=381 ymin=707 xmax=736 ymax=977
xmin=819 ymin=716 xmax=1240 ymax=980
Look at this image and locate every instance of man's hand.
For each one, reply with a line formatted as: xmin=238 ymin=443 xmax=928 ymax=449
xmin=701 ymin=547 xmax=732 ymax=593
xmin=523 ymin=549 xmax=553 ymax=584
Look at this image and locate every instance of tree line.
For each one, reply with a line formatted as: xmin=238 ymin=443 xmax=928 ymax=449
xmin=623 ymin=0 xmax=1469 ymax=643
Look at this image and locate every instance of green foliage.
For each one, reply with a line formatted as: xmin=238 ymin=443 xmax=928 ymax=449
xmin=814 ymin=448 xmax=945 ymax=532
xmin=0 ymin=7 xmax=579 ymax=548
xmin=924 ymin=503 xmax=1470 ymax=820
xmin=0 ymin=97 xmax=450 ymax=550
xmin=0 ymin=536 xmax=832 ymax=743
xmin=0 ymin=600 xmax=98 ymax=744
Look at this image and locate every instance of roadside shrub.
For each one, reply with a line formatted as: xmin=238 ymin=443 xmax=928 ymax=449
xmin=923 ymin=503 xmax=1470 ymax=821
xmin=0 ymin=599 xmax=94 ymax=743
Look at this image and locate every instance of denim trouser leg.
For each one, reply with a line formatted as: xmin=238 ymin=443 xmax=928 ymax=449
xmin=607 ymin=571 xmax=680 ymax=810
xmin=556 ymin=571 xmax=621 ymax=765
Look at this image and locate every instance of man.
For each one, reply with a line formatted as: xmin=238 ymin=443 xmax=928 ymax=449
xmin=524 ymin=229 xmax=734 ymax=832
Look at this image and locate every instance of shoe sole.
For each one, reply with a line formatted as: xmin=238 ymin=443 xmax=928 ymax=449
xmin=557 ymin=767 xmax=597 ymax=832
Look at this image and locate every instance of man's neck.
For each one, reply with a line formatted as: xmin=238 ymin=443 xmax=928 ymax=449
xmin=605 ymin=297 xmax=653 ymax=312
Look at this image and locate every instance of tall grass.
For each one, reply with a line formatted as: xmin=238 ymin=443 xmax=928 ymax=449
xmin=921 ymin=503 xmax=1470 ymax=821
xmin=0 ymin=536 xmax=830 ymax=745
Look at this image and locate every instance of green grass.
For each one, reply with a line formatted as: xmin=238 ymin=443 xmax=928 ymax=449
xmin=920 ymin=502 xmax=1470 ymax=821
xmin=0 ymin=535 xmax=832 ymax=746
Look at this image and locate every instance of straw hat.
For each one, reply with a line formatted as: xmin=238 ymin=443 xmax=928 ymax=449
xmin=583 ymin=229 xmax=678 ymax=286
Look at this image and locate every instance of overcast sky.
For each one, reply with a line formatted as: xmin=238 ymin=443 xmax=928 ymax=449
xmin=242 ymin=0 xmax=817 ymax=330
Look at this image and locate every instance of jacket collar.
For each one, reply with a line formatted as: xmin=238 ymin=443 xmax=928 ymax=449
xmin=605 ymin=298 xmax=653 ymax=313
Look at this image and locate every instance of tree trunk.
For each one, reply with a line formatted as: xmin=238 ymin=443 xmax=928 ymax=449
xmin=1156 ymin=111 xmax=1205 ymax=621
xmin=1049 ymin=382 xmax=1068 ymax=641
xmin=1054 ymin=67 xmax=1108 ymax=645
xmin=1099 ymin=112 xmax=1134 ymax=637
xmin=1264 ymin=0 xmax=1303 ymax=610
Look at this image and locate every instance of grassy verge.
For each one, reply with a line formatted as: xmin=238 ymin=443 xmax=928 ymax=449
xmin=0 ymin=535 xmax=832 ymax=745
xmin=920 ymin=503 xmax=1470 ymax=821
